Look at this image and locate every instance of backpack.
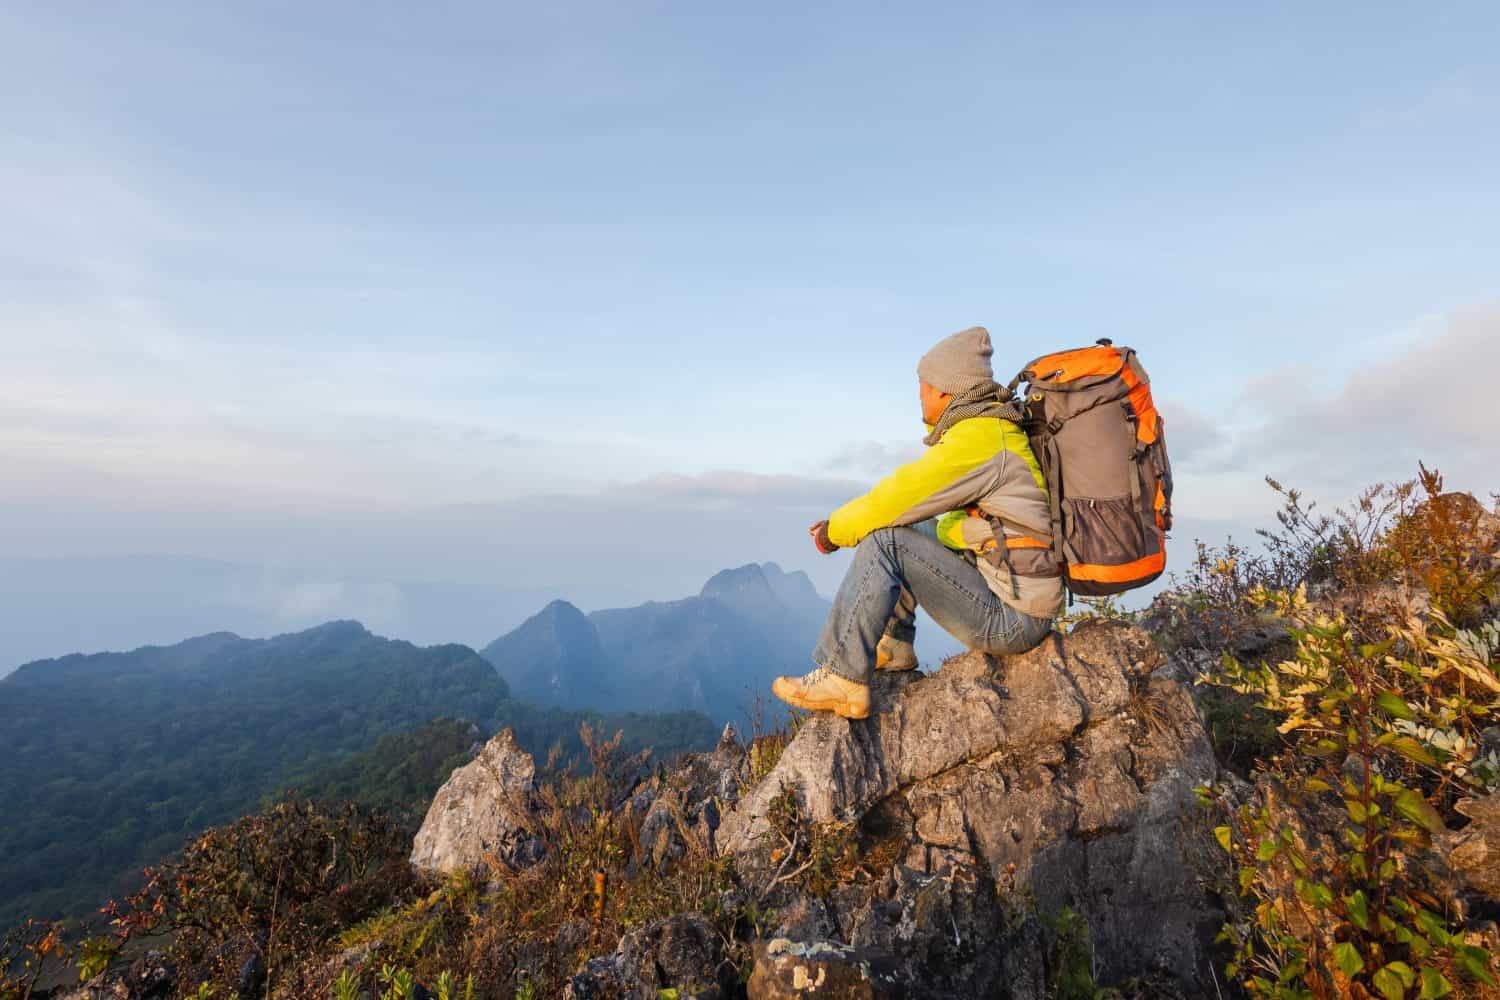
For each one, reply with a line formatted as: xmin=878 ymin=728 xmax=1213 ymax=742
xmin=1005 ymin=339 xmax=1173 ymax=597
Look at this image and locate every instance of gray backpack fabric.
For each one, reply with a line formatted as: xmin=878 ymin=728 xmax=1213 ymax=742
xmin=1005 ymin=340 xmax=1173 ymax=597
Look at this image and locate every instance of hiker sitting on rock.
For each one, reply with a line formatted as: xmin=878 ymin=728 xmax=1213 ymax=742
xmin=773 ymin=327 xmax=1062 ymax=719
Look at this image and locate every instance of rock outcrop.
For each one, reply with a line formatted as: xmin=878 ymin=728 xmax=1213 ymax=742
xmin=747 ymin=938 xmax=901 ymax=999
xmin=718 ymin=620 xmax=1223 ymax=996
xmin=409 ymin=727 xmax=544 ymax=875
xmin=563 ymin=913 xmax=735 ymax=999
xmin=402 ymin=621 xmax=1224 ymax=997
xmin=630 ymin=723 xmax=749 ymax=868
xmin=1441 ymin=794 xmax=1500 ymax=901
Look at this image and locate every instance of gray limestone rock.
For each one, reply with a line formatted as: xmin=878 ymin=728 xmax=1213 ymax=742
xmin=562 ymin=912 xmax=730 ymax=999
xmin=720 ymin=620 xmax=1224 ymax=995
xmin=56 ymin=951 xmax=175 ymax=1000
xmin=1441 ymin=794 xmax=1500 ymax=901
xmin=409 ymin=727 xmax=544 ymax=876
xmin=631 ymin=721 xmax=749 ymax=869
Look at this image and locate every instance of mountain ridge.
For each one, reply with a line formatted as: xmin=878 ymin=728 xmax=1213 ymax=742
xmin=482 ymin=562 xmax=831 ymax=725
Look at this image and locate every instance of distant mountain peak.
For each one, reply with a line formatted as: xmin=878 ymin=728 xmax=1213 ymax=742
xmin=481 ymin=560 xmax=831 ymax=725
xmin=762 ymin=565 xmax=823 ymax=610
xmin=297 ymin=619 xmax=369 ymax=639
xmin=506 ymin=600 xmax=596 ymax=647
xmin=481 ymin=599 xmax=604 ymax=709
xmin=699 ymin=563 xmax=773 ymax=600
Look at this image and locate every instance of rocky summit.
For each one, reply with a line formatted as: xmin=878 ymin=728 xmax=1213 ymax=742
xmin=414 ymin=619 xmax=1225 ymax=998
xmin=714 ymin=619 xmax=1223 ymax=998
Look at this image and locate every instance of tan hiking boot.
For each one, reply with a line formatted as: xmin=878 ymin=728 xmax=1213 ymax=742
xmin=875 ymin=635 xmax=918 ymax=672
xmin=772 ymin=666 xmax=870 ymax=719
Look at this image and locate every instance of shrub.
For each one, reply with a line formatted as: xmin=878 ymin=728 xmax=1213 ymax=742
xmin=1199 ymin=466 xmax=1500 ymax=998
xmin=1059 ymin=594 xmax=1142 ymax=634
xmin=1382 ymin=466 xmax=1500 ymax=629
xmin=0 ymin=918 xmax=72 ymax=1000
xmin=102 ymin=797 xmax=414 ymax=995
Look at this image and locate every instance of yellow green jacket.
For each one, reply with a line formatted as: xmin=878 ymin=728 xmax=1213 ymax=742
xmin=826 ymin=417 xmax=1064 ymax=618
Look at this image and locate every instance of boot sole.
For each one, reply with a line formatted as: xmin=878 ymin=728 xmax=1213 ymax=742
xmin=773 ymin=688 xmax=871 ymax=720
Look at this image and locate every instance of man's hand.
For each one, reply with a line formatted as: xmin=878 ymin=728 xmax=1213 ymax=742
xmin=809 ymin=519 xmax=839 ymax=554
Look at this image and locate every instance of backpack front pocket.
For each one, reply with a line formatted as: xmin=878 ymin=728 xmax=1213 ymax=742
xmin=1060 ymin=495 xmax=1164 ymax=595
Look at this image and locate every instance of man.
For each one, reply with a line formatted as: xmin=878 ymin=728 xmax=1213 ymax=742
xmin=773 ymin=327 xmax=1063 ymax=719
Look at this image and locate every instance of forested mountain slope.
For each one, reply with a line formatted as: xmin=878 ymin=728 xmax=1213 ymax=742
xmin=0 ymin=621 xmax=715 ymax=933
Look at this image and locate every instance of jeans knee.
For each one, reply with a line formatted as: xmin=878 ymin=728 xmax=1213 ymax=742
xmin=981 ymin=615 xmax=1052 ymax=655
xmin=862 ymin=526 xmax=899 ymax=552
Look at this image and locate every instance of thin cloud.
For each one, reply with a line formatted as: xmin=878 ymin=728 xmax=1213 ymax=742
xmin=1176 ymin=304 xmax=1500 ymax=518
xmin=1156 ymin=400 xmax=1228 ymax=466
xmin=824 ymin=439 xmax=925 ymax=477
xmin=626 ymin=470 xmax=863 ymax=508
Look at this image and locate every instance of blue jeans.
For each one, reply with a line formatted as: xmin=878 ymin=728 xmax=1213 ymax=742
xmin=812 ymin=520 xmax=1054 ymax=683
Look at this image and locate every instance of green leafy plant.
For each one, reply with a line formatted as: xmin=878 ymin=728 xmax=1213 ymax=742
xmin=74 ymin=934 xmax=118 ymax=983
xmin=1205 ymin=586 xmax=1499 ymax=997
xmin=377 ymin=962 xmax=416 ymax=1000
xmin=433 ymin=970 xmax=477 ymax=1000
xmin=1188 ymin=467 xmax=1500 ymax=998
xmin=1044 ymin=906 xmax=1121 ymax=1000
xmin=332 ymin=967 xmax=361 ymax=1000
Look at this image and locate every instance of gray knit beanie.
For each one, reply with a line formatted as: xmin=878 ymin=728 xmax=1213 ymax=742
xmin=917 ymin=326 xmax=994 ymax=395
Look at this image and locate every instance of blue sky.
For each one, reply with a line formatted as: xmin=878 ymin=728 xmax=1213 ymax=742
xmin=2 ymin=2 xmax=1497 ymax=664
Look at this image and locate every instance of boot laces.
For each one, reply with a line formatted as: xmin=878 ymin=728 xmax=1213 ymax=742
xmin=802 ymin=665 xmax=834 ymax=685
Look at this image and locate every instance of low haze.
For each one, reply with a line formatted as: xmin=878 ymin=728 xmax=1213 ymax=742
xmin=4 ymin=2 xmax=1498 ymax=670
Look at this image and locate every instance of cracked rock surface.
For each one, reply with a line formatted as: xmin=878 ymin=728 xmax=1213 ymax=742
xmin=719 ymin=620 xmax=1223 ymax=996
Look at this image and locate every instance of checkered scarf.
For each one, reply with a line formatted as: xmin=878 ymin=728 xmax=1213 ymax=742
xmin=923 ymin=380 xmax=1026 ymax=446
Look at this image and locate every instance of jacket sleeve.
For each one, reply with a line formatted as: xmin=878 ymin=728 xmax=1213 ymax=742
xmin=825 ymin=428 xmax=997 ymax=548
